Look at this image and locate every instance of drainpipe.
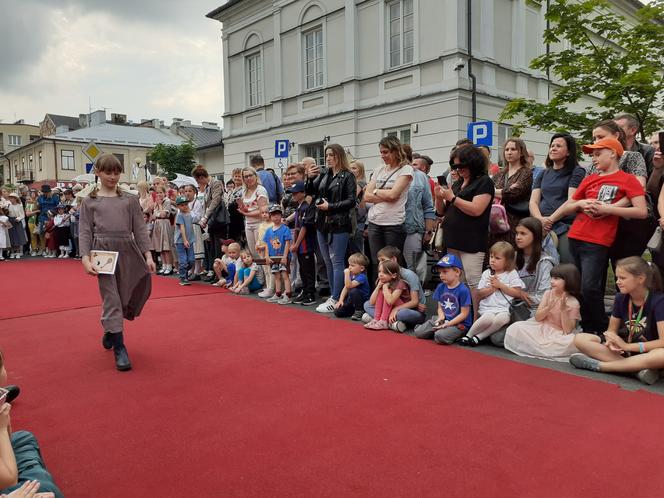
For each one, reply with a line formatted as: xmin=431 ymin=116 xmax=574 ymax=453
xmin=467 ymin=0 xmax=477 ymax=122
xmin=546 ymin=0 xmax=551 ymax=100
xmin=52 ymin=139 xmax=58 ymax=186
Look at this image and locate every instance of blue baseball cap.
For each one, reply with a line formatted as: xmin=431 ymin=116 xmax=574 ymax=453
xmin=287 ymin=180 xmax=305 ymax=194
xmin=435 ymin=254 xmax=463 ymax=270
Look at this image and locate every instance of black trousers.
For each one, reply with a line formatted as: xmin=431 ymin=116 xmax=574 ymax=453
xmin=297 ymin=252 xmax=316 ymax=296
xmin=333 ymin=288 xmax=366 ymax=317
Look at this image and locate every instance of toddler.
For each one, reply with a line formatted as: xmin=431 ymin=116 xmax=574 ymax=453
xmin=213 ymin=241 xmax=241 ymax=287
xmin=231 ymin=249 xmax=265 ymax=294
xmin=334 ymin=252 xmax=371 ymax=320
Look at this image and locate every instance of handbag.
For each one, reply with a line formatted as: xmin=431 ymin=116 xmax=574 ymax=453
xmin=428 ymin=221 xmax=445 ymax=253
xmin=208 ymin=199 xmax=230 ymax=232
xmin=647 ymin=227 xmax=662 ymax=251
xmin=489 ymin=202 xmax=510 ymax=234
xmin=509 ymin=299 xmax=532 ymax=322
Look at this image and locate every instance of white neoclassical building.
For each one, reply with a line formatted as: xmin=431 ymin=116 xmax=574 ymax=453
xmin=207 ymin=0 xmax=644 ymax=177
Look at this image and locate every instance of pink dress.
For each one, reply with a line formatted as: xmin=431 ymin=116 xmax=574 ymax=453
xmin=504 ymin=290 xmax=581 ymax=362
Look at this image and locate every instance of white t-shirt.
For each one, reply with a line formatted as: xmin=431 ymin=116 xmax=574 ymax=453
xmin=241 ymin=185 xmax=269 ymax=229
xmin=367 ymin=164 xmax=413 ymax=226
xmin=477 ymin=269 xmax=525 ymax=314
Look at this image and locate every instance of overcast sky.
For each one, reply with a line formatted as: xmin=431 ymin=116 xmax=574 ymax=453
xmin=0 ymin=0 xmax=225 ymax=127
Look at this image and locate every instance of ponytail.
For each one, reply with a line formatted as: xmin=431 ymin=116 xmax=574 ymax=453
xmin=616 ymin=256 xmax=662 ymax=292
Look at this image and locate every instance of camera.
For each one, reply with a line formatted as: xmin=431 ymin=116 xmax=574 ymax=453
xmin=453 ymin=58 xmax=466 ymax=71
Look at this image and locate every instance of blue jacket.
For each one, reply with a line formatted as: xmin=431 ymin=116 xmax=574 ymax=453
xmin=404 ymin=169 xmax=436 ymax=234
xmin=257 ymin=169 xmax=284 ymax=204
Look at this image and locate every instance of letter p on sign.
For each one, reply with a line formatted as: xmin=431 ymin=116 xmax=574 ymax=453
xmin=275 ymin=140 xmax=290 ymax=158
xmin=467 ymin=121 xmax=493 ymax=147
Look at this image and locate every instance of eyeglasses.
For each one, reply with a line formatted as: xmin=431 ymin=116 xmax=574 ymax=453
xmin=242 ymin=174 xmax=255 ymax=179
xmin=449 ymin=161 xmax=470 ymax=170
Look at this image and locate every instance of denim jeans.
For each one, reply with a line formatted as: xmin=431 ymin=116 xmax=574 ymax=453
xmin=363 ymin=301 xmax=426 ymax=327
xmin=569 ymin=238 xmax=609 ymax=333
xmin=334 ymin=287 xmax=368 ymax=317
xmin=367 ymin=222 xmax=406 ymax=266
xmin=175 ymin=243 xmax=195 ymax=281
xmin=317 ymin=230 xmax=349 ymax=300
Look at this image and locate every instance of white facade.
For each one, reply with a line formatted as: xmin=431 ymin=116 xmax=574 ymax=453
xmin=208 ymin=0 xmax=643 ymax=177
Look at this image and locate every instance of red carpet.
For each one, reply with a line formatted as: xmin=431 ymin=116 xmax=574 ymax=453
xmin=3 ymin=261 xmax=664 ymax=497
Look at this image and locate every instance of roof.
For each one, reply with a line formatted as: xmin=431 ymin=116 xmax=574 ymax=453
xmin=206 ymin=0 xmax=246 ymax=19
xmin=177 ymin=125 xmax=223 ymax=148
xmin=45 ymin=114 xmax=81 ymax=131
xmin=47 ymin=123 xmax=185 ymax=147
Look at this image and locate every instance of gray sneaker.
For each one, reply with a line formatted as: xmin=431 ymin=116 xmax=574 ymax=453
xmin=569 ymin=353 xmax=601 ymax=372
xmin=361 ymin=313 xmax=373 ymax=324
xmin=277 ymin=294 xmax=292 ymax=305
xmin=637 ymin=369 xmax=660 ymax=385
xmin=389 ymin=321 xmax=407 ymax=333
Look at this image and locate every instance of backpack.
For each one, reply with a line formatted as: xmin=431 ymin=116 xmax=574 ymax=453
xmin=489 ymin=201 xmax=510 ymax=234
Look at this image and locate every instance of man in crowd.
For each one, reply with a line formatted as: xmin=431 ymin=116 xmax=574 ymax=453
xmin=412 ymin=153 xmax=436 ymax=198
xmin=615 ymin=113 xmax=655 ymax=175
xmin=250 ymin=155 xmax=284 ymax=205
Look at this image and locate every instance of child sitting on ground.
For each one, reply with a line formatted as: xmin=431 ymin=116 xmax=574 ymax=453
xmin=213 ymin=241 xmax=241 ymax=288
xmin=504 ymin=264 xmax=581 ymax=362
xmin=570 ymin=256 xmax=664 ymax=385
xmin=262 ymin=205 xmax=293 ymax=304
xmin=334 ymin=252 xmax=371 ymax=320
xmin=414 ymin=254 xmax=473 ymax=344
xmin=230 ymin=249 xmax=265 ymax=294
xmin=458 ymin=241 xmax=525 ymax=346
xmin=364 ymin=260 xmax=410 ymax=330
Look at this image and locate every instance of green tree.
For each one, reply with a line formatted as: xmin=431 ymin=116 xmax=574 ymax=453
xmin=148 ymin=141 xmax=197 ymax=178
xmin=500 ymin=0 xmax=664 ymax=142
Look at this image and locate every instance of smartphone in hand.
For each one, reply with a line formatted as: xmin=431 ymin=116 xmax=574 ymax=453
xmin=437 ymin=175 xmax=447 ymax=187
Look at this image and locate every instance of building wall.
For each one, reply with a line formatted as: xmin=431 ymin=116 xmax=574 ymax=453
xmin=0 ymin=123 xmax=41 ymax=184
xmin=211 ymin=0 xmax=642 ymax=175
xmin=3 ymin=139 xmax=152 ymax=185
xmin=196 ymin=147 xmax=225 ymax=177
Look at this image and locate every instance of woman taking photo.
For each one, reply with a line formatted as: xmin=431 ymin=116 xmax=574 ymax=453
xmin=306 ymin=143 xmax=357 ymax=313
xmin=529 ymin=133 xmax=586 ymax=264
xmin=490 ymin=137 xmax=533 ymax=246
xmin=363 ymin=136 xmax=413 ymax=265
xmin=434 ymin=145 xmax=494 ymax=309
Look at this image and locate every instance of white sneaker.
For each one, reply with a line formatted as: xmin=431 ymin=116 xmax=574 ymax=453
xmin=58 ymin=254 xmax=64 ymax=258
xmin=316 ymin=297 xmax=337 ymax=313
xmin=258 ymin=289 xmax=275 ymax=299
xmin=30 ymin=251 xmax=37 ymax=257
xmin=62 ymin=254 xmax=69 ymax=259
xmin=361 ymin=313 xmax=373 ymax=324
xmin=266 ymin=294 xmax=281 ymax=303
xmin=16 ymin=254 xmax=21 ymax=259
xmin=278 ymin=294 xmax=292 ymax=305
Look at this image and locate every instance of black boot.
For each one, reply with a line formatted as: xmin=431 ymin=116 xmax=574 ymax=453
xmin=112 ymin=333 xmax=132 ymax=371
xmin=102 ymin=332 xmax=113 ymax=350
xmin=3 ymin=385 xmax=20 ymax=403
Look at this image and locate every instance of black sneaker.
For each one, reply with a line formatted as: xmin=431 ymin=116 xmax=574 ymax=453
xmin=301 ymin=295 xmax=317 ymax=306
xmin=179 ymin=279 xmax=191 ymax=286
xmin=351 ymin=310 xmax=364 ymax=321
xmin=293 ymin=291 xmax=306 ymax=304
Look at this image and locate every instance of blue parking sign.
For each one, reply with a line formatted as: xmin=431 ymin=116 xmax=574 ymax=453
xmin=275 ymin=140 xmax=289 ymax=158
xmin=467 ymin=121 xmax=493 ymax=147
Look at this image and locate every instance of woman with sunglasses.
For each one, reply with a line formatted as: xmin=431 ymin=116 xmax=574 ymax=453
xmin=434 ymin=145 xmax=495 ymax=313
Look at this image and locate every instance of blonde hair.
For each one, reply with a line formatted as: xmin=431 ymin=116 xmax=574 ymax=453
xmin=616 ymin=256 xmax=663 ymax=292
xmin=136 ymin=180 xmax=149 ymax=193
xmin=490 ymin=241 xmax=516 ymax=271
xmin=241 ymin=166 xmax=261 ymax=186
xmin=348 ymin=252 xmax=369 ymax=268
xmin=228 ymin=242 xmax=241 ymax=253
xmin=350 ymin=160 xmax=366 ymax=182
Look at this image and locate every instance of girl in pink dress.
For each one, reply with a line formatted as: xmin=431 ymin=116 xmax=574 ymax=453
xmin=504 ymin=264 xmax=581 ymax=362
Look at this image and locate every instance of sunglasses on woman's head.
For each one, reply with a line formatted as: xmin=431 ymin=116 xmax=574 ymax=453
xmin=449 ymin=161 xmax=469 ymax=170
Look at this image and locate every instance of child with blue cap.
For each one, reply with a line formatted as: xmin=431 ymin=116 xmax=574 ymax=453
xmin=414 ymin=253 xmax=473 ymax=344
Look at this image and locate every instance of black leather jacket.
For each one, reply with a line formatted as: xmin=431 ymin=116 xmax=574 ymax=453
xmin=306 ymin=167 xmax=357 ymax=233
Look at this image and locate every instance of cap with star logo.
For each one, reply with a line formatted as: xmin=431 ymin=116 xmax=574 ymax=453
xmin=435 ymin=254 xmax=463 ymax=270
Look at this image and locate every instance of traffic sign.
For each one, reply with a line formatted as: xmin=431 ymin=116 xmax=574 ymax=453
xmin=83 ymin=141 xmax=103 ymax=162
xmin=467 ymin=121 xmax=493 ymax=146
xmin=85 ymin=163 xmax=94 ymax=174
xmin=275 ymin=140 xmax=289 ymax=158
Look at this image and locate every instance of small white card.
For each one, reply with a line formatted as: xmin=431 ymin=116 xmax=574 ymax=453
xmin=90 ymin=250 xmax=119 ymax=275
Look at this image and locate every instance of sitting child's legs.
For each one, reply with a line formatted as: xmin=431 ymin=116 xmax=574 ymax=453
xmin=467 ymin=312 xmax=510 ymax=340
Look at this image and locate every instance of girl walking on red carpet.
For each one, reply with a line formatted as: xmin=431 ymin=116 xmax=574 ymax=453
xmin=79 ymin=154 xmax=156 ymax=371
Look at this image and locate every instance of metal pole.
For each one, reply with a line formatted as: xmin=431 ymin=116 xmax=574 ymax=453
xmin=467 ymin=0 xmax=477 ymax=122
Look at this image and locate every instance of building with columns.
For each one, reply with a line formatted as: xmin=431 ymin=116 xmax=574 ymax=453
xmin=207 ymin=0 xmax=644 ymax=176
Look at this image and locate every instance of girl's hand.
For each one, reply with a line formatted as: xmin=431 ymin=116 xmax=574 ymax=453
xmin=490 ymin=275 xmax=503 ymax=290
xmin=3 ymin=480 xmax=54 ymax=498
xmin=388 ymin=309 xmax=399 ymax=323
xmin=82 ymin=259 xmax=99 ymax=276
xmin=334 ymin=300 xmax=343 ymax=309
xmin=603 ymin=331 xmax=626 ymax=352
xmin=520 ymin=291 xmax=533 ymax=306
xmin=541 ymin=217 xmax=553 ymax=232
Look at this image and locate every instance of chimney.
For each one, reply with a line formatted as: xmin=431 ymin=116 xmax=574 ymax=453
xmin=89 ymin=110 xmax=106 ymax=127
xmin=111 ymin=113 xmax=127 ymax=124
xmin=79 ymin=114 xmax=88 ymax=128
xmin=202 ymin=121 xmax=220 ymax=129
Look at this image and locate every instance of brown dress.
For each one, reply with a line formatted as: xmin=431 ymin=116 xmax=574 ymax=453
xmin=489 ymin=166 xmax=533 ymax=248
xmin=79 ymin=194 xmax=152 ymax=333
